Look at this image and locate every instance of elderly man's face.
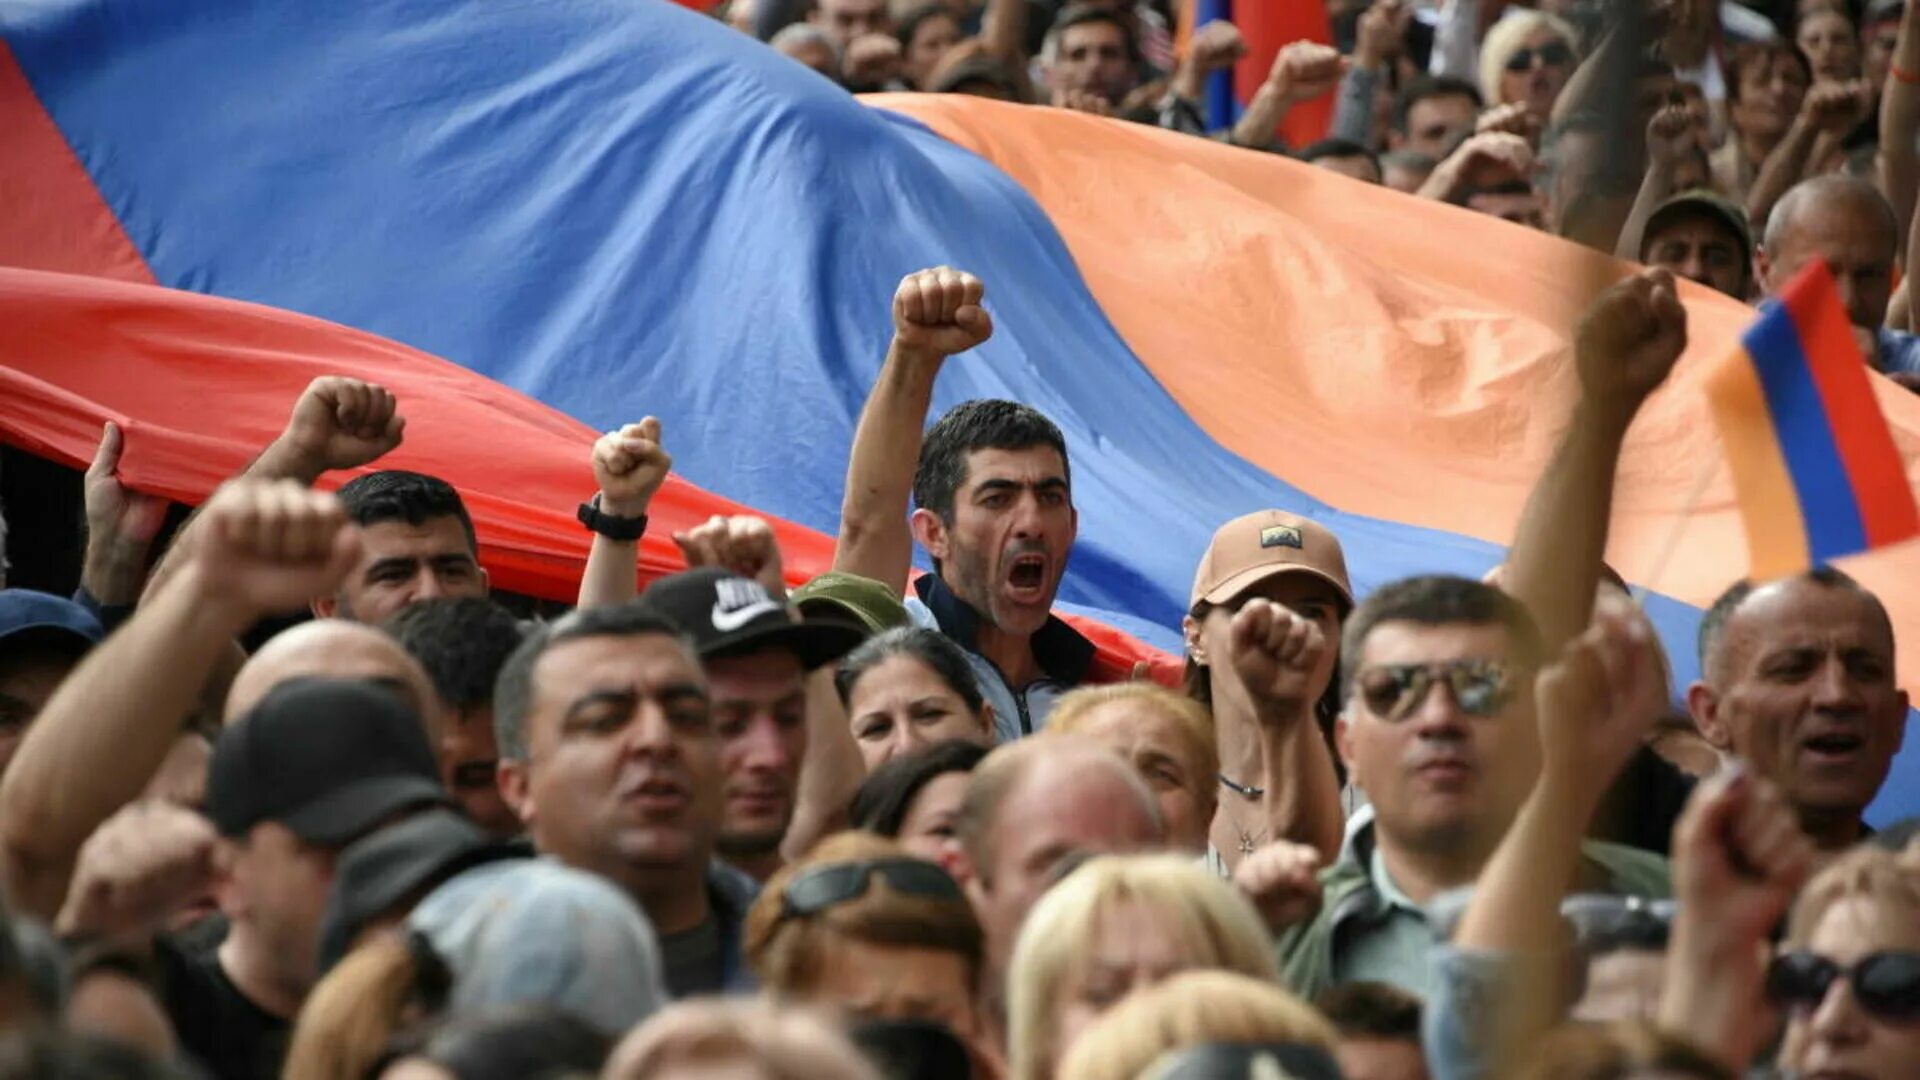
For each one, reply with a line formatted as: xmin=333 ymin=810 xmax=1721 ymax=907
xmin=1761 ymin=195 xmax=1896 ymax=329
xmin=1693 ymin=579 xmax=1907 ymax=835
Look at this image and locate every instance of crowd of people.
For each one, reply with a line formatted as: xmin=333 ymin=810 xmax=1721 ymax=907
xmin=0 ymin=1 xmax=1917 ymax=1079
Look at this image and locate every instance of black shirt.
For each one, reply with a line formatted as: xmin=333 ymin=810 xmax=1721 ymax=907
xmin=153 ymin=921 xmax=290 ymax=1080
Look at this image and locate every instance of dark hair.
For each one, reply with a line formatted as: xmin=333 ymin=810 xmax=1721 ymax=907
xmin=896 ymin=2 xmax=959 ymax=49
xmin=1394 ymin=75 xmax=1483 ymax=134
xmin=1049 ymin=3 xmax=1138 ymax=63
xmin=1313 ymin=981 xmax=1423 ymax=1041
xmin=1725 ymin=40 xmax=1812 ymax=106
xmin=384 ymin=598 xmax=526 ymax=712
xmin=1301 ymin=138 xmax=1382 ymax=172
xmin=1696 ymin=566 xmax=1887 ymax=682
xmin=391 ymin=1006 xmax=612 ymax=1080
xmin=834 ymin=627 xmax=986 ymax=714
xmin=850 ymin=739 xmax=992 ymax=837
xmin=1339 ymin=575 xmax=1545 ymax=700
xmin=1452 ymin=176 xmax=1538 ymax=207
xmin=911 ymin=399 xmax=1071 ymax=522
xmin=335 ymin=470 xmax=477 ymax=553
xmin=0 ymin=1030 xmax=198 ymax=1080
xmin=493 ymin=605 xmax=695 ymax=760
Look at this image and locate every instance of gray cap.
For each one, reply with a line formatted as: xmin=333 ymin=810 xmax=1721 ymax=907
xmin=409 ymin=859 xmax=668 ymax=1035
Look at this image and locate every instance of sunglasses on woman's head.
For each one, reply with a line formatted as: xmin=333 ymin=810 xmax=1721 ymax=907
xmin=781 ymin=857 xmax=964 ymax=918
xmin=1765 ymin=950 xmax=1920 ymax=1022
xmin=1356 ymin=659 xmax=1513 ymax=721
xmin=1505 ymin=41 xmax=1575 ymax=72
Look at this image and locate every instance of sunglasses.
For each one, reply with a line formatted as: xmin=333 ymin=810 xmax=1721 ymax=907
xmin=1505 ymin=41 xmax=1575 ymax=72
xmin=1356 ymin=660 xmax=1514 ymax=721
xmin=1765 ymin=950 xmax=1920 ymax=1022
xmin=781 ymin=858 xmax=964 ymax=918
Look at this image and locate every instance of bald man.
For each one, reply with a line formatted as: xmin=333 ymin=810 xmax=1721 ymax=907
xmin=948 ymin=735 xmax=1165 ymax=994
xmin=225 ymin=620 xmax=437 ymax=733
xmin=1759 ymin=176 xmax=1920 ymax=385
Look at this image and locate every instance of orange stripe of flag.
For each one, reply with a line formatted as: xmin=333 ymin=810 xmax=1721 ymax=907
xmin=1707 ymin=345 xmax=1814 ymax=579
xmin=1782 ymin=274 xmax=1920 ymax=547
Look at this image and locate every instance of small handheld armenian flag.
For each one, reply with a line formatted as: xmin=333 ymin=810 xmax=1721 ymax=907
xmin=1706 ymin=260 xmax=1920 ymax=579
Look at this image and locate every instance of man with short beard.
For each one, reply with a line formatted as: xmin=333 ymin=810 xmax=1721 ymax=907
xmin=838 ymin=266 xmax=1094 ymax=739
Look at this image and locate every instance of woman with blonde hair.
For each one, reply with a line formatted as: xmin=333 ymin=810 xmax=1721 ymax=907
xmin=1055 ymin=970 xmax=1339 ymax=1080
xmin=1478 ymin=10 xmax=1581 ymax=119
xmin=743 ymin=831 xmax=986 ymax=1045
xmin=602 ymin=999 xmax=881 ymax=1080
xmin=1006 ymin=854 xmax=1280 ymax=1080
xmin=1046 ymin=684 xmax=1218 ymax=854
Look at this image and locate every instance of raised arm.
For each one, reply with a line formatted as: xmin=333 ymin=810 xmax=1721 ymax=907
xmin=78 ymin=423 xmax=169 ymax=613
xmin=1884 ymin=0 xmax=1920 ymax=260
xmin=1505 ymin=269 xmax=1685 ymax=654
xmin=1163 ymin=20 xmax=1247 ymax=136
xmin=1229 ymin=42 xmax=1345 ymax=151
xmin=578 ymin=418 xmax=672 ymax=610
xmin=1226 ymin=600 xmax=1345 ymax=865
xmin=1446 ymin=596 xmax=1669 ymax=1074
xmin=1329 ymin=1 xmax=1410 ymax=148
xmin=1615 ymin=106 xmax=1700 ymax=263
xmin=1657 ymin=769 xmax=1814 ymax=1071
xmin=1746 ymin=80 xmax=1870 ymax=229
xmin=0 ymin=481 xmax=360 ymax=920
xmin=834 ymin=267 xmax=992 ymax=586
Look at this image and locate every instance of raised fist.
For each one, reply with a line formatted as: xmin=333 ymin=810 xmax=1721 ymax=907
xmin=673 ymin=514 xmax=787 ymax=597
xmin=274 ymin=377 xmax=405 ymax=476
xmin=1234 ymin=839 xmax=1323 ymax=934
xmin=1645 ymin=103 xmax=1698 ymax=171
xmin=1574 ymin=268 xmax=1688 ymax=415
xmin=1354 ymin=0 xmax=1412 ymax=70
xmin=1534 ymin=593 xmax=1669 ymax=805
xmin=1672 ymin=768 xmax=1814 ymax=948
xmin=1187 ymin=20 xmax=1248 ymax=76
xmin=891 ymin=266 xmax=994 ymax=360
xmin=192 ymin=479 xmax=363 ymax=619
xmin=1229 ymin=598 xmax=1328 ymax=719
xmin=1268 ymin=41 xmax=1345 ymax=107
xmin=1803 ymin=79 xmax=1870 ymax=136
xmin=592 ymin=417 xmax=673 ymax=519
xmin=844 ymin=33 xmax=902 ymax=87
xmin=56 ymin=801 xmax=219 ymax=939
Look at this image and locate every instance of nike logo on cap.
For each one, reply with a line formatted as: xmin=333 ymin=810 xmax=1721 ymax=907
xmin=711 ymin=598 xmax=783 ymax=632
xmin=710 ymin=578 xmax=784 ymax=632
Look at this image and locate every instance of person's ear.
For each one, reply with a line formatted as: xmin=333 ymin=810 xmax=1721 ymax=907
xmin=210 ymin=840 xmax=246 ymax=921
xmin=478 ymin=565 xmax=492 ymax=594
xmin=310 ymin=594 xmax=338 ymax=619
xmin=1752 ymin=245 xmax=1773 ymax=295
xmin=1334 ymin=710 xmax=1360 ymax=776
xmin=1686 ymin=681 xmax=1734 ymax=750
xmin=1182 ymin=613 xmax=1206 ymax=665
xmin=942 ymin=843 xmax=984 ymax=906
xmin=496 ymin=758 xmax=535 ymax=827
xmin=910 ymin=508 xmax=952 ymax=563
xmin=976 ymin=702 xmax=997 ymax=743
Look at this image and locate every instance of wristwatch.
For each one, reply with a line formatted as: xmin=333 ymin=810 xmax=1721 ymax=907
xmin=576 ymin=494 xmax=649 ymax=542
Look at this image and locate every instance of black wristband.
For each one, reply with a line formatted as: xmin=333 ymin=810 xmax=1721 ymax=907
xmin=577 ymin=494 xmax=649 ymax=542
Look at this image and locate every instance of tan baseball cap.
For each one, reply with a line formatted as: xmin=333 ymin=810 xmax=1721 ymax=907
xmin=1189 ymin=510 xmax=1353 ymax=614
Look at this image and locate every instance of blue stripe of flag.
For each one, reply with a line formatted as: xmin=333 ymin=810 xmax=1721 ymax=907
xmin=1744 ymin=304 xmax=1869 ymax=561
xmin=1198 ymin=0 xmax=1236 ymax=131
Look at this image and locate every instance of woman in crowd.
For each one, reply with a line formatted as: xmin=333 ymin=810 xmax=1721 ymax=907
xmin=1183 ymin=511 xmax=1351 ymax=873
xmin=1479 ymin=11 xmax=1582 ymax=122
xmin=1006 ymin=854 xmax=1281 ymax=1080
xmin=1772 ymin=843 xmax=1920 ymax=1078
xmin=1046 ymin=684 xmax=1217 ymax=855
xmin=898 ymin=3 xmax=965 ymax=91
xmin=836 ymin=628 xmax=995 ymax=772
xmin=1714 ymin=41 xmax=1814 ymax=199
xmin=1797 ymin=6 xmax=1863 ymax=84
xmin=849 ymin=739 xmax=990 ymax=864
xmin=1054 ymin=970 xmax=1340 ymax=1080
xmin=743 ymin=831 xmax=987 ymax=1048
xmin=603 ymin=999 xmax=882 ymax=1080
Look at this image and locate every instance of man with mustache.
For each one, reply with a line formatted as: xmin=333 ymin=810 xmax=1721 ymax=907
xmin=1274 ymin=575 xmax=1671 ymax=999
xmin=839 ymin=266 xmax=1093 ymax=740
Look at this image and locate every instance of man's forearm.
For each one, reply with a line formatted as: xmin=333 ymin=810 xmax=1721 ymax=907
xmin=1328 ymin=66 xmax=1382 ymax=149
xmin=1884 ymin=3 xmax=1920 ymax=259
xmin=1659 ymin=928 xmax=1769 ymax=1071
xmin=0 ymin=563 xmax=249 ymax=920
xmin=1505 ymin=401 xmax=1632 ymax=654
xmin=1746 ymin=119 xmax=1820 ymax=226
xmin=1615 ymin=163 xmax=1678 ymax=263
xmin=1230 ymin=82 xmax=1290 ymax=152
xmin=833 ymin=345 xmax=939 ymax=586
xmin=784 ymin=670 xmax=866 ymax=863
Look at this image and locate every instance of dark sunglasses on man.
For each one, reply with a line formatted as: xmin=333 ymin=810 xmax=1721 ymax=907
xmin=1356 ymin=659 xmax=1514 ymax=722
xmin=1764 ymin=950 xmax=1920 ymax=1021
xmin=781 ymin=857 xmax=965 ymax=918
xmin=1505 ymin=41 xmax=1575 ymax=72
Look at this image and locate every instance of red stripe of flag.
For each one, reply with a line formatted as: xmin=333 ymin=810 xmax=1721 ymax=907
xmin=1781 ymin=263 xmax=1920 ymax=547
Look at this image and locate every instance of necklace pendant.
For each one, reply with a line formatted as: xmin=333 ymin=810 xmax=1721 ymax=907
xmin=1239 ymin=835 xmax=1258 ymax=855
